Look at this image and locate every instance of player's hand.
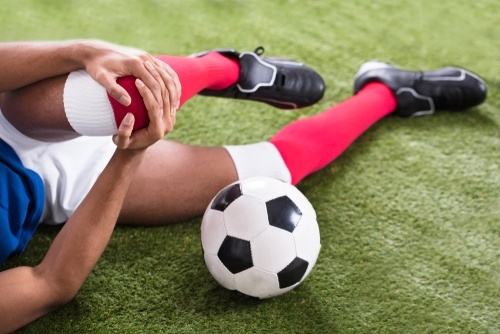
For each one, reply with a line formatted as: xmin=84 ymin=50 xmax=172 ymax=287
xmin=113 ymin=78 xmax=175 ymax=150
xmin=80 ymin=40 xmax=181 ymax=117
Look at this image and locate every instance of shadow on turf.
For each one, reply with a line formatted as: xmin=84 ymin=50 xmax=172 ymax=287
xmin=185 ymin=270 xmax=340 ymax=333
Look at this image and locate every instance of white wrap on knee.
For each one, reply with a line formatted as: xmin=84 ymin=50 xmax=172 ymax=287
xmin=63 ymin=69 xmax=117 ymax=136
xmin=224 ymin=142 xmax=291 ymax=183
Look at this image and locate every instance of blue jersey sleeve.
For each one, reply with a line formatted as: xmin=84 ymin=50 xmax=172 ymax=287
xmin=0 ymin=139 xmax=44 ymax=266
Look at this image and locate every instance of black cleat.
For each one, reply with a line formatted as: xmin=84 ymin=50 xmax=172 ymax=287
xmin=192 ymin=47 xmax=325 ymax=109
xmin=353 ymin=61 xmax=488 ymax=117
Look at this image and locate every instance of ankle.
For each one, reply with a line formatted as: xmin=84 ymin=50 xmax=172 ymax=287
xmin=199 ymin=52 xmax=240 ymax=90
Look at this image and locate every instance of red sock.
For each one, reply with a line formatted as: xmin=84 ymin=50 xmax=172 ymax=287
xmin=270 ymin=82 xmax=397 ymax=185
xmin=107 ymin=53 xmax=240 ymax=130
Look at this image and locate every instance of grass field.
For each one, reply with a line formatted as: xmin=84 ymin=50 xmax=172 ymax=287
xmin=1 ymin=0 xmax=499 ymax=333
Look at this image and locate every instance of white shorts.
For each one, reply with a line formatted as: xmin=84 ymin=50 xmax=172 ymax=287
xmin=0 ymin=111 xmax=115 ymax=225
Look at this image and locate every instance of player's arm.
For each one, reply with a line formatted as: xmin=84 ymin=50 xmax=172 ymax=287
xmin=0 ymin=79 xmax=173 ymax=333
xmin=0 ymin=39 xmax=180 ymax=108
xmin=0 ymin=148 xmax=144 ymax=333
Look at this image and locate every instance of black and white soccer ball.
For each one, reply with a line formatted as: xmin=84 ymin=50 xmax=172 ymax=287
xmin=201 ymin=177 xmax=321 ymax=299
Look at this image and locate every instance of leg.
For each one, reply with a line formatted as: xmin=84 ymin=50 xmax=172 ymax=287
xmin=119 ymin=141 xmax=238 ymax=224
xmin=0 ymin=75 xmax=75 ymax=141
xmin=251 ymin=62 xmax=487 ymax=184
xmin=0 ymin=53 xmax=240 ymax=141
xmin=119 ymin=83 xmax=397 ymax=225
xmin=0 ymin=48 xmax=325 ymax=141
xmin=270 ymin=82 xmax=396 ymax=184
xmin=121 ymin=62 xmax=487 ymax=226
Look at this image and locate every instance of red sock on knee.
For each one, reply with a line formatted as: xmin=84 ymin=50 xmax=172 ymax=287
xmin=108 ymin=52 xmax=240 ymax=130
xmin=270 ymin=82 xmax=396 ymax=184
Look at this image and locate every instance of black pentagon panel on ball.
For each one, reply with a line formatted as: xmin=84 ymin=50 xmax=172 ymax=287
xmin=266 ymin=196 xmax=302 ymax=232
xmin=217 ymin=236 xmax=253 ymax=274
xmin=211 ymin=183 xmax=242 ymax=211
xmin=277 ymin=257 xmax=309 ymax=289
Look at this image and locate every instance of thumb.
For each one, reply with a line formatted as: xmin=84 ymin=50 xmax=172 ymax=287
xmin=113 ymin=113 xmax=135 ymax=149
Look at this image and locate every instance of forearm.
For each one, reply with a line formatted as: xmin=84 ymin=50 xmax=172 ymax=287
xmin=0 ymin=39 xmax=180 ymax=143
xmin=35 ymin=80 xmax=168 ymax=286
xmin=36 ymin=148 xmax=146 ymax=295
xmin=0 ymin=73 xmax=168 ymax=332
xmin=0 ymin=148 xmax=147 ymax=333
xmin=0 ymin=40 xmax=96 ymax=92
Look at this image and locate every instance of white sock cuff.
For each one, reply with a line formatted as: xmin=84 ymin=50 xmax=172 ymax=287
xmin=63 ymin=69 xmax=117 ymax=136
xmin=224 ymin=142 xmax=292 ymax=183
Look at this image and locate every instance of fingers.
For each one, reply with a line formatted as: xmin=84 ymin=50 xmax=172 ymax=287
xmin=93 ymin=49 xmax=180 ymax=122
xmin=113 ymin=113 xmax=135 ymax=149
xmin=139 ymin=76 xmax=175 ymax=137
xmin=86 ymin=47 xmax=179 ymax=142
xmin=127 ymin=58 xmax=163 ymax=107
xmin=117 ymin=78 xmax=173 ymax=150
xmin=153 ymin=58 xmax=182 ymax=115
xmin=142 ymin=57 xmax=180 ymax=139
xmin=143 ymin=59 xmax=171 ymax=119
xmin=134 ymin=56 xmax=180 ymax=125
xmin=150 ymin=60 xmax=180 ymax=132
xmin=136 ymin=77 xmax=175 ymax=136
xmin=98 ymin=73 xmax=132 ymax=106
xmin=135 ymin=78 xmax=164 ymax=138
xmin=143 ymin=57 xmax=181 ymax=115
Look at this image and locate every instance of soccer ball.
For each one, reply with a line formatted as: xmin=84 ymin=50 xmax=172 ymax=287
xmin=201 ymin=177 xmax=321 ymax=298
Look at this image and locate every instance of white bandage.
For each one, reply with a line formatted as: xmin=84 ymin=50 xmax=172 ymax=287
xmin=224 ymin=142 xmax=291 ymax=183
xmin=63 ymin=69 xmax=117 ymax=136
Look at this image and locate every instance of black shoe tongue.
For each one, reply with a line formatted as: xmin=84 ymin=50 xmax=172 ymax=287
xmin=396 ymin=89 xmax=434 ymax=117
xmin=238 ymin=54 xmax=276 ymax=92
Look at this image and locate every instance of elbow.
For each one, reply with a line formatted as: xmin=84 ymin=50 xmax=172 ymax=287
xmin=51 ymin=282 xmax=79 ymax=307
xmin=49 ymin=277 xmax=81 ymax=307
xmin=33 ymin=265 xmax=81 ymax=308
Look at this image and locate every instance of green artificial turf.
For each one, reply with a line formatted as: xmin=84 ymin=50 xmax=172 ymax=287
xmin=1 ymin=0 xmax=499 ymax=333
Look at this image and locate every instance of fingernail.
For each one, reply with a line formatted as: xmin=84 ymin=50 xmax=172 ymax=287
xmin=145 ymin=61 xmax=155 ymax=71
xmin=123 ymin=113 xmax=133 ymax=125
xmin=119 ymin=95 xmax=130 ymax=106
xmin=176 ymin=100 xmax=180 ymax=110
xmin=136 ymin=79 xmax=145 ymax=87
